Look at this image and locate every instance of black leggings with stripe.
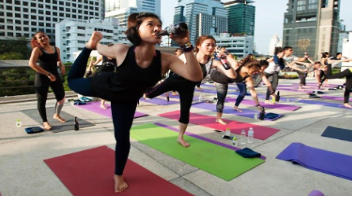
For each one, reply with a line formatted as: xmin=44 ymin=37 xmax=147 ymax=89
xmin=145 ymin=77 xmax=197 ymax=124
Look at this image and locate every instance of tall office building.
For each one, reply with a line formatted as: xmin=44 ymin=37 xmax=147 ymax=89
xmin=283 ymin=0 xmax=341 ymax=59
xmin=105 ymin=0 xmax=161 ymax=27
xmin=224 ymin=0 xmax=255 ymax=36
xmin=0 ymin=0 xmax=104 ymax=42
xmin=56 ymin=18 xmax=129 ymax=63
xmin=173 ymin=0 xmax=228 ymax=45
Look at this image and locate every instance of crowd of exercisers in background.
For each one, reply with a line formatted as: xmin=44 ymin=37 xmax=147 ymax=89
xmin=28 ymin=12 xmax=352 ymax=193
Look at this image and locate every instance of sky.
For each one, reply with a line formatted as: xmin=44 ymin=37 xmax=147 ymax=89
xmin=160 ymin=0 xmax=352 ymax=54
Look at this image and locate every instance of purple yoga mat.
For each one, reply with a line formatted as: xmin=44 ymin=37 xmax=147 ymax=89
xmin=192 ymin=102 xmax=284 ymax=121
xmin=154 ymin=122 xmax=266 ymax=160
xmin=225 ymin=98 xmax=301 ymax=111
xmin=297 ymin=99 xmax=351 ymax=109
xmin=308 ymin=190 xmax=325 ymax=196
xmin=319 ymin=95 xmax=344 ymax=101
xmin=76 ymin=101 xmax=148 ymax=118
xmin=276 ymin=87 xmax=324 ymax=94
xmin=277 ymin=142 xmax=352 ymax=181
xmin=140 ymin=97 xmax=179 ymax=105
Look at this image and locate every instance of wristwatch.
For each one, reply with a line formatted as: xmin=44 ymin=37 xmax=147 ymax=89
xmin=181 ymin=42 xmax=192 ymax=48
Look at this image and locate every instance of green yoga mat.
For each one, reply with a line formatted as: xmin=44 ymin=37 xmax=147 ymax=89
xmin=130 ymin=123 xmax=265 ymax=181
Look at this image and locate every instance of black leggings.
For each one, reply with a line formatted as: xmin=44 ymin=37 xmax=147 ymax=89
xmin=320 ymin=70 xmax=328 ymax=85
xmin=145 ymin=78 xmax=196 ymax=124
xmin=35 ymin=74 xmax=65 ymax=122
xmin=327 ymin=69 xmax=352 ymax=103
xmin=215 ymin=83 xmax=228 ymax=113
xmin=265 ymin=72 xmax=279 ymax=100
xmin=67 ymin=48 xmax=137 ymax=175
xmin=235 ymin=82 xmax=246 ymax=107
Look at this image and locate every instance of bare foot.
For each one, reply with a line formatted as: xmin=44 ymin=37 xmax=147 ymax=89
xmin=43 ymin=122 xmax=52 ymax=130
xmin=233 ymin=106 xmax=242 ymax=112
xmin=298 ymin=87 xmax=303 ymax=90
xmin=85 ymin=31 xmax=103 ymax=50
xmin=53 ymin=114 xmax=66 ymax=123
xmin=100 ymin=105 xmax=108 ymax=109
xmin=177 ymin=137 xmax=190 ymax=147
xmin=172 ymin=91 xmax=178 ymax=96
xmin=264 ymin=100 xmax=274 ymax=105
xmin=114 ymin=175 xmax=128 ymax=193
xmin=215 ymin=119 xmax=227 ymax=125
xmin=196 ymin=87 xmax=202 ymax=90
xmin=343 ymin=103 xmax=352 ymax=108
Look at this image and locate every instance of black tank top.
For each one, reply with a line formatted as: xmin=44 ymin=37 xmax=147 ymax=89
xmin=37 ymin=46 xmax=59 ymax=76
xmin=210 ymin=66 xmax=247 ymax=84
xmin=90 ymin=46 xmax=162 ymax=104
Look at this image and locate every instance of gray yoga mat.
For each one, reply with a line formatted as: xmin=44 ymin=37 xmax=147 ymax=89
xmin=22 ymin=107 xmax=95 ymax=133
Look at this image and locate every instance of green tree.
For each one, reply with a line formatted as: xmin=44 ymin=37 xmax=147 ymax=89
xmin=0 ymin=52 xmax=25 ymax=60
xmin=0 ymin=37 xmax=31 ymax=59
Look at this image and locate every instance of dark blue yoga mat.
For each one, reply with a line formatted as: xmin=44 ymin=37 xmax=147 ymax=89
xmin=192 ymin=102 xmax=284 ymax=121
xmin=276 ymin=142 xmax=352 ymax=181
xmin=321 ymin=126 xmax=352 ymax=142
xmin=297 ymin=99 xmax=350 ymax=109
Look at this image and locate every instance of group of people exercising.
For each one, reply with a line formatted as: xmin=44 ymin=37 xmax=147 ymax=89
xmin=28 ymin=12 xmax=352 ymax=193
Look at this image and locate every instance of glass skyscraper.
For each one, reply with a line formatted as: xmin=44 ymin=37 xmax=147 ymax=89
xmin=173 ymin=0 xmax=228 ymax=45
xmin=224 ymin=0 xmax=255 ymax=36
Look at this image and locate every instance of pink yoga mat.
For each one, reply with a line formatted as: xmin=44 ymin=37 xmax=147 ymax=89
xmin=44 ymin=146 xmax=192 ymax=196
xmin=76 ymin=101 xmax=148 ymax=118
xmin=225 ymin=98 xmax=301 ymax=111
xmin=159 ymin=111 xmax=280 ymax=140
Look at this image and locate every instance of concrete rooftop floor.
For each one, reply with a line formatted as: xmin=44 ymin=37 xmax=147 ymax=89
xmin=0 ymin=78 xmax=351 ymax=196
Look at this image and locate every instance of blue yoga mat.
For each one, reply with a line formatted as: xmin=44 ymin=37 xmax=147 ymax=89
xmin=192 ymin=102 xmax=284 ymax=121
xmin=321 ymin=126 xmax=352 ymax=142
xmin=276 ymin=142 xmax=352 ymax=181
xmin=297 ymin=99 xmax=350 ymax=109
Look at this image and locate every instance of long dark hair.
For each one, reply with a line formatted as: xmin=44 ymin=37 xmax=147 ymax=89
xmin=124 ymin=12 xmax=162 ymax=46
xmin=195 ymin=35 xmax=216 ymax=53
xmin=240 ymin=56 xmax=261 ymax=70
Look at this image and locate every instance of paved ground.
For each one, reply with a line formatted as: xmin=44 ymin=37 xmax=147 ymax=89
xmin=0 ymin=78 xmax=351 ymax=196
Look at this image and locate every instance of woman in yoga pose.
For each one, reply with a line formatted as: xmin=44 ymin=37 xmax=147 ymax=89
xmin=145 ymin=35 xmax=239 ymax=147
xmin=67 ymin=12 xmax=203 ymax=193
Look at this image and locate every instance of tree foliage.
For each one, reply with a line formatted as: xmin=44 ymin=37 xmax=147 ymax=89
xmin=0 ymin=38 xmax=31 ymax=60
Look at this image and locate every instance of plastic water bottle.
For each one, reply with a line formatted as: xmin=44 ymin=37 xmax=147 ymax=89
xmin=198 ymin=95 xmax=202 ymax=102
xmin=254 ymin=113 xmax=258 ymax=120
xmin=248 ymin=127 xmax=254 ymax=144
xmin=225 ymin=127 xmax=231 ymax=136
xmin=240 ymin=130 xmax=246 ymax=144
xmin=232 ymin=137 xmax=237 ymax=146
xmin=315 ymin=88 xmax=318 ymax=94
xmin=16 ymin=119 xmax=22 ymax=127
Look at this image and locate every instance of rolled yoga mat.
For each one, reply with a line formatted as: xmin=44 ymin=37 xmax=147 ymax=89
xmin=76 ymin=101 xmax=148 ymax=118
xmin=21 ymin=107 xmax=94 ymax=133
xmin=192 ymin=102 xmax=284 ymax=121
xmin=159 ymin=110 xmax=280 ymax=140
xmin=276 ymin=142 xmax=352 ymax=181
xmin=225 ymin=98 xmax=301 ymax=111
xmin=321 ymin=126 xmax=352 ymax=142
xmin=44 ymin=146 xmax=192 ymax=196
xmin=130 ymin=123 xmax=265 ymax=181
